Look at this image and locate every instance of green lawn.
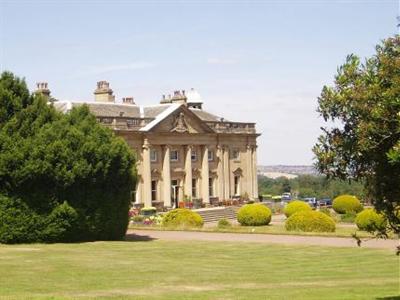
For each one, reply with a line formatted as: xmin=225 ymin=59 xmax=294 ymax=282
xmin=130 ymin=223 xmax=379 ymax=239
xmin=0 ymin=239 xmax=398 ymax=300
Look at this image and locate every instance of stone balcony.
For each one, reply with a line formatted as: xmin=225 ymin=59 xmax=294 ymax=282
xmin=205 ymin=121 xmax=256 ymax=134
xmin=97 ymin=117 xmax=152 ymax=130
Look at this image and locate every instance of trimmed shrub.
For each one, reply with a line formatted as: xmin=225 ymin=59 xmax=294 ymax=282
xmin=332 ymin=195 xmax=363 ymax=214
xmin=355 ymin=209 xmax=387 ymax=232
xmin=162 ymin=209 xmax=203 ymax=228
xmin=284 ymin=200 xmax=312 ymax=218
xmin=237 ymin=204 xmax=272 ymax=226
xmin=217 ymin=218 xmax=232 ymax=229
xmin=140 ymin=207 xmax=157 ymax=216
xmin=319 ymin=207 xmax=332 ymax=217
xmin=285 ymin=210 xmax=336 ymax=232
xmin=340 ymin=212 xmax=357 ymax=223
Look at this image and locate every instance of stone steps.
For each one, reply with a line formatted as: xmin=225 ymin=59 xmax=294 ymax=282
xmin=194 ymin=207 xmax=239 ymax=223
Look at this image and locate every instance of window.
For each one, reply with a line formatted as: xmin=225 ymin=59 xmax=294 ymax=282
xmin=232 ymin=149 xmax=240 ymax=160
xmin=209 ymin=178 xmax=214 ymax=196
xmin=150 ymin=149 xmax=157 ymax=162
xmin=171 ymin=180 xmax=179 ymax=203
xmin=170 ymin=150 xmax=179 ymax=161
xmin=234 ymin=176 xmax=240 ymax=195
xmin=208 ymin=150 xmax=214 ymax=161
xmin=191 ymin=150 xmax=197 ymax=161
xmin=192 ymin=178 xmax=197 ymax=197
xmin=151 ymin=180 xmax=157 ymax=201
xmin=101 ymin=118 xmax=112 ymax=124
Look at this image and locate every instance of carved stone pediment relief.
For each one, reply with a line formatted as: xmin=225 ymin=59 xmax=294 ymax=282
xmin=171 ymin=112 xmax=189 ymax=133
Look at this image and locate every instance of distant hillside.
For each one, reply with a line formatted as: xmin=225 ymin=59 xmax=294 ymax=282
xmin=258 ymin=165 xmax=318 ymax=177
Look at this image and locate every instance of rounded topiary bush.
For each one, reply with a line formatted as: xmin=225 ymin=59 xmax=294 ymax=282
xmin=332 ymin=195 xmax=363 ymax=214
xmin=237 ymin=203 xmax=272 ymax=226
xmin=284 ymin=200 xmax=312 ymax=218
xmin=355 ymin=209 xmax=387 ymax=232
xmin=285 ymin=210 xmax=336 ymax=232
xmin=217 ymin=218 xmax=232 ymax=229
xmin=162 ymin=208 xmax=203 ymax=228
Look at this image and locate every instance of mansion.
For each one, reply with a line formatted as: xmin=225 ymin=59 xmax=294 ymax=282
xmin=40 ymin=81 xmax=260 ymax=208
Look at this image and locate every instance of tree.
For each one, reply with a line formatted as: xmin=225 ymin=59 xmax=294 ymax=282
xmin=0 ymin=72 xmax=137 ymax=243
xmin=313 ymin=36 xmax=400 ymax=235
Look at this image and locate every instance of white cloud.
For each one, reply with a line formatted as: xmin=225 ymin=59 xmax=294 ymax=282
xmin=207 ymin=58 xmax=237 ymax=65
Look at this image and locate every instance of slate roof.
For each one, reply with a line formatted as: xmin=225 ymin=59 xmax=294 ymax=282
xmin=143 ymin=105 xmax=170 ymax=118
xmin=54 ymin=101 xmax=141 ymax=118
xmin=54 ymin=101 xmax=224 ymax=122
xmin=190 ymin=109 xmax=225 ymax=122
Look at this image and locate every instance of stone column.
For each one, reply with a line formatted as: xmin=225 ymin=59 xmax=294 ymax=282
xmin=216 ymin=145 xmax=224 ymax=200
xmin=223 ymin=146 xmax=230 ymax=199
xmin=184 ymin=145 xmax=192 ymax=199
xmin=142 ymin=138 xmax=152 ymax=207
xmin=162 ymin=145 xmax=172 ymax=207
xmin=246 ymin=145 xmax=253 ymax=198
xmin=252 ymin=146 xmax=258 ymax=200
xmin=135 ymin=178 xmax=142 ymax=204
xmin=201 ymin=145 xmax=209 ymax=204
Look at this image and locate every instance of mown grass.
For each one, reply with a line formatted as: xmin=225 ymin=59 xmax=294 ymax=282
xmin=129 ymin=223 xmax=379 ymax=239
xmin=0 ymin=239 xmax=398 ymax=299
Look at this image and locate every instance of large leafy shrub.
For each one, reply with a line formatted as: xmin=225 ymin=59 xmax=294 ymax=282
xmin=162 ymin=209 xmax=203 ymax=228
xmin=0 ymin=72 xmax=136 ymax=243
xmin=284 ymin=200 xmax=311 ymax=218
xmin=237 ymin=203 xmax=272 ymax=226
xmin=332 ymin=195 xmax=363 ymax=214
xmin=0 ymin=196 xmax=79 ymax=243
xmin=285 ymin=210 xmax=336 ymax=232
xmin=355 ymin=209 xmax=387 ymax=232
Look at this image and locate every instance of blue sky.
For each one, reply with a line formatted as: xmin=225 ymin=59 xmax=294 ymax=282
xmin=0 ymin=0 xmax=398 ymax=165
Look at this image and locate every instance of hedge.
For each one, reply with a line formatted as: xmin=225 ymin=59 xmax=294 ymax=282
xmin=355 ymin=209 xmax=387 ymax=232
xmin=237 ymin=203 xmax=272 ymax=226
xmin=284 ymin=200 xmax=312 ymax=218
xmin=332 ymin=195 xmax=363 ymax=214
xmin=162 ymin=209 xmax=203 ymax=228
xmin=285 ymin=210 xmax=336 ymax=232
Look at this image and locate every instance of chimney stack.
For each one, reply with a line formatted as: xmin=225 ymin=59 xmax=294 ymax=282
xmin=35 ymin=82 xmax=51 ymax=99
xmin=122 ymin=97 xmax=135 ymax=105
xmin=94 ymin=81 xmax=115 ymax=102
xmin=160 ymin=94 xmax=171 ymax=104
xmin=170 ymin=90 xmax=187 ymax=105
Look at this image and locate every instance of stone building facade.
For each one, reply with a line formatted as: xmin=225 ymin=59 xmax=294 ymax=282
xmin=49 ymin=81 xmax=260 ymax=208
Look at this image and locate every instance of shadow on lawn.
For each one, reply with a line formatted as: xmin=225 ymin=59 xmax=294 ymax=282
xmin=124 ymin=233 xmax=157 ymax=242
xmin=376 ymin=297 xmax=400 ymax=300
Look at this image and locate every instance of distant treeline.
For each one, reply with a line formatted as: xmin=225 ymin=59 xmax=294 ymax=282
xmin=258 ymin=175 xmax=366 ymax=200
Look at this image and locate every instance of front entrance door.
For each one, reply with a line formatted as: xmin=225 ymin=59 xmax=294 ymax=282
xmin=171 ymin=179 xmax=179 ymax=208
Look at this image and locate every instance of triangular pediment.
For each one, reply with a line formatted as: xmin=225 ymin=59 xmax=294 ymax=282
xmin=146 ymin=105 xmax=214 ymax=134
xmin=233 ymin=167 xmax=243 ymax=176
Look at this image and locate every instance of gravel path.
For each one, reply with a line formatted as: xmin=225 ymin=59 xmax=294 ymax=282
xmin=127 ymin=229 xmax=399 ymax=250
